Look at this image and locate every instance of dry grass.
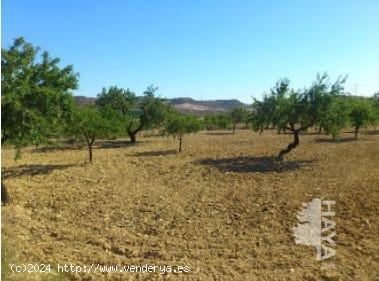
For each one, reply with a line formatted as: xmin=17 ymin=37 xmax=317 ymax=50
xmin=2 ymin=130 xmax=379 ymax=280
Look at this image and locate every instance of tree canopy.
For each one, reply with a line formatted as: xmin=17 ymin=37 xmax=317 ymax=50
xmin=230 ymin=107 xmax=249 ymax=134
xmin=322 ymin=97 xmax=351 ymax=141
xmin=96 ymin=85 xmax=168 ymax=143
xmin=68 ymin=105 xmax=119 ymax=162
xmin=349 ymin=98 xmax=375 ymax=139
xmin=251 ymin=74 xmax=346 ymax=159
xmin=204 ymin=114 xmax=231 ymax=131
xmin=1 ymin=37 xmax=78 ymax=151
xmin=163 ymin=113 xmax=202 ymax=152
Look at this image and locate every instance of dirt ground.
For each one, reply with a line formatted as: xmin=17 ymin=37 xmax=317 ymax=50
xmin=2 ymin=130 xmax=379 ymax=280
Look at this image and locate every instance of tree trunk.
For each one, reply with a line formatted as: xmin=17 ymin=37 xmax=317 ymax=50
xmin=354 ymin=126 xmax=359 ymax=140
xmin=2 ymin=182 xmax=11 ymax=205
xmin=84 ymin=132 xmax=95 ymax=163
xmin=277 ymin=129 xmax=300 ymax=160
xmin=89 ymin=138 xmax=95 ymax=162
xmin=130 ymin=132 xmax=137 ymax=144
xmin=178 ymin=135 xmax=182 ymax=152
xmin=88 ymin=145 xmax=93 ymax=162
xmin=233 ymin=122 xmax=236 ymax=134
xmin=128 ymin=124 xmax=143 ymax=144
xmin=318 ymin=126 xmax=322 ymax=134
xmin=127 ymin=117 xmax=145 ymax=145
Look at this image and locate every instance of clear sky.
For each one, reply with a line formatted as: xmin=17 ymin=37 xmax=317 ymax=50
xmin=2 ymin=0 xmax=379 ymax=103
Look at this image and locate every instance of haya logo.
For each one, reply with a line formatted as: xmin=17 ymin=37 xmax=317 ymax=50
xmin=293 ymin=198 xmax=336 ymax=262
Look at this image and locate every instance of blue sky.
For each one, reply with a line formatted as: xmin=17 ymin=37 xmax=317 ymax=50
xmin=2 ymin=0 xmax=379 ymax=103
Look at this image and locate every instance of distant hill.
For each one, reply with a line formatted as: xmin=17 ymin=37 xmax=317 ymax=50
xmin=73 ymin=96 xmax=250 ymax=116
xmin=74 ymin=96 xmax=96 ymax=106
xmin=165 ymin=97 xmax=250 ymax=115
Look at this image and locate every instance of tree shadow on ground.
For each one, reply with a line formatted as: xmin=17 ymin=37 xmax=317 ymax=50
xmin=98 ymin=140 xmax=151 ymax=149
xmin=363 ymin=130 xmax=379 ymax=135
xmin=32 ymin=139 xmax=150 ymax=152
xmin=98 ymin=140 xmax=132 ymax=149
xmin=33 ymin=145 xmax=84 ymax=153
xmin=131 ymin=149 xmax=178 ymax=157
xmin=275 ymin=131 xmax=294 ymax=135
xmin=33 ymin=139 xmax=85 ymax=153
xmin=304 ymin=132 xmax=328 ymax=135
xmin=204 ymin=131 xmax=233 ymax=135
xmin=2 ymin=164 xmax=76 ymax=179
xmin=197 ymin=156 xmax=314 ymax=173
xmin=314 ymin=137 xmax=355 ymax=143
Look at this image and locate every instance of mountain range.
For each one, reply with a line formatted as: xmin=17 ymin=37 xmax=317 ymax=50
xmin=74 ymin=96 xmax=250 ymax=116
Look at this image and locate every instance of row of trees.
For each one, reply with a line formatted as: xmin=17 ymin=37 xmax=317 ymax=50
xmin=2 ymin=37 xmax=379 ymax=203
xmin=80 ymin=86 xmax=204 ymax=159
xmin=321 ymin=95 xmax=377 ymax=141
xmin=251 ymin=74 xmax=378 ymax=159
xmin=1 ymin=38 xmax=205 ymax=165
xmin=3 ymin=38 xmax=379 ymax=162
xmin=203 ymin=107 xmax=250 ymax=133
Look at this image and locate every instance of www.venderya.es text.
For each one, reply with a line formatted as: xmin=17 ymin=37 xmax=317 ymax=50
xmin=9 ymin=263 xmax=190 ymax=274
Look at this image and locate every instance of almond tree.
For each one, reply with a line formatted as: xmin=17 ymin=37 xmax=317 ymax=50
xmin=1 ymin=37 xmax=78 ymax=204
xmin=96 ymin=86 xmax=167 ymax=143
xmin=322 ymin=97 xmax=351 ymax=141
xmin=68 ymin=105 xmax=119 ymax=162
xmin=230 ymin=107 xmax=249 ymax=134
xmin=251 ymin=74 xmax=345 ymax=160
xmin=163 ymin=113 xmax=202 ymax=152
xmin=349 ymin=98 xmax=374 ymax=140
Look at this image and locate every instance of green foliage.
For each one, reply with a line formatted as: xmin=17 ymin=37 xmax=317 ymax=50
xmin=96 ymin=86 xmax=135 ymax=114
xmin=251 ymin=74 xmax=345 ymax=133
xmin=164 ymin=114 xmax=202 ymax=136
xmin=69 ymin=105 xmax=118 ymax=140
xmin=139 ymin=86 xmax=169 ymax=129
xmin=250 ymin=79 xmax=297 ymax=132
xmin=250 ymin=74 xmax=346 ymax=158
xmin=349 ymin=98 xmax=374 ymax=139
xmin=322 ymin=97 xmax=351 ymax=141
xmin=370 ymin=92 xmax=379 ymax=128
xmin=14 ymin=149 xmax=22 ymax=161
xmin=230 ymin=107 xmax=249 ymax=132
xmin=1 ymin=37 xmax=78 ymax=149
xmin=373 ymin=92 xmax=379 ymax=109
xmin=68 ymin=105 xmax=118 ymax=162
xmin=231 ymin=107 xmax=249 ymax=123
xmin=249 ymin=94 xmax=278 ymax=132
xmin=164 ymin=113 xmax=202 ymax=151
xmin=317 ymin=94 xmax=377 ymax=140
xmin=204 ymin=114 xmax=231 ymax=130
xmin=96 ymin=85 xmax=168 ymax=143
xmin=96 ymin=86 xmax=138 ymax=138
